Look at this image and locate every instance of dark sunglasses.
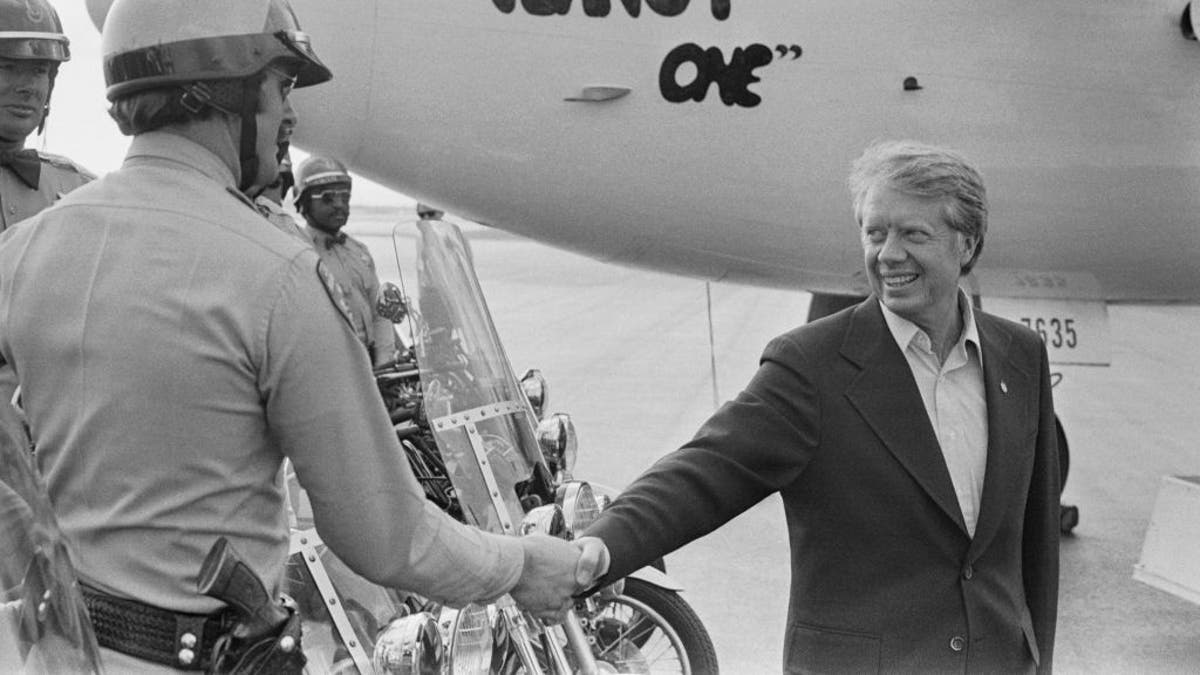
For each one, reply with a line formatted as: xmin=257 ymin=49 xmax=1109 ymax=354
xmin=310 ymin=188 xmax=351 ymax=204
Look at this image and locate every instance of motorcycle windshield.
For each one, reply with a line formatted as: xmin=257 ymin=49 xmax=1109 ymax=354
xmin=413 ymin=220 xmax=550 ymax=535
xmin=0 ymin=404 xmax=103 ymax=674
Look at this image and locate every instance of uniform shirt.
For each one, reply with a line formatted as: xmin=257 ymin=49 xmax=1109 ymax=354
xmin=254 ymin=195 xmax=308 ymax=242
xmin=0 ymin=131 xmax=523 ymax=614
xmin=305 ymin=224 xmax=398 ymax=365
xmin=0 ymin=150 xmax=93 ymax=406
xmin=0 ymin=149 xmax=93 ymax=231
xmin=880 ymin=291 xmax=988 ymax=536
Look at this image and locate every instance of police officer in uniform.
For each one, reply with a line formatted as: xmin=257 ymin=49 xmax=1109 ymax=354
xmin=0 ymin=0 xmax=586 ymax=671
xmin=294 ymin=154 xmax=399 ymax=367
xmin=0 ymin=0 xmax=93 ymax=408
xmin=0 ymin=0 xmax=92 ymax=231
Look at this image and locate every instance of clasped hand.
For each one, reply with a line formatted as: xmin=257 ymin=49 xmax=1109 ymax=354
xmin=509 ymin=534 xmax=611 ymax=623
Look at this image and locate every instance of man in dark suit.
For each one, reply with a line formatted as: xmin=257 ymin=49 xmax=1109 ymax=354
xmin=575 ymin=140 xmax=1060 ymax=673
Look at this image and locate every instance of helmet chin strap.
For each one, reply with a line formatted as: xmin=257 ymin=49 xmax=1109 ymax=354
xmin=37 ymin=66 xmax=57 ymax=136
xmin=236 ymin=73 xmax=265 ymax=193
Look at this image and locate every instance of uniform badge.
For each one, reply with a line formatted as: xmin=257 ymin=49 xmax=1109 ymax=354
xmin=316 ymin=259 xmax=364 ymax=341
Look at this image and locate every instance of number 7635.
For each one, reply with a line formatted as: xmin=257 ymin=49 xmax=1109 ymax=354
xmin=1019 ymin=316 xmax=1077 ymax=349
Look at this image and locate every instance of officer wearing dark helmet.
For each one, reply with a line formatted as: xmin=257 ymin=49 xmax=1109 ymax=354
xmin=294 ymin=154 xmax=399 ymax=367
xmin=0 ymin=0 xmax=92 ymax=232
xmin=0 ymin=0 xmax=585 ymax=671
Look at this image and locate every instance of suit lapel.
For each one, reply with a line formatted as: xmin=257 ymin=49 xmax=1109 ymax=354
xmin=968 ymin=315 xmax=1035 ymax=558
xmin=842 ymin=299 xmax=968 ymax=535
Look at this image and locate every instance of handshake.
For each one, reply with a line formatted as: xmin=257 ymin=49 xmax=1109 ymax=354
xmin=509 ymin=534 xmax=611 ymax=623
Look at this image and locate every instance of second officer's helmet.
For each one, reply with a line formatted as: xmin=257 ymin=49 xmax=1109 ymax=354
xmin=0 ymin=0 xmax=73 ymax=131
xmin=100 ymin=0 xmax=330 ymax=101
xmin=99 ymin=0 xmax=331 ymax=189
xmin=0 ymin=0 xmax=70 ymax=63
xmin=294 ymin=155 xmax=352 ymax=211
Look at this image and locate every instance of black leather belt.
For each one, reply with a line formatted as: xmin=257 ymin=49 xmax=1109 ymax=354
xmin=81 ymin=583 xmax=237 ymax=671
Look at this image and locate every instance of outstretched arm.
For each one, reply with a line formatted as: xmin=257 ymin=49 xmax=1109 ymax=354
xmin=583 ymin=334 xmax=822 ymax=584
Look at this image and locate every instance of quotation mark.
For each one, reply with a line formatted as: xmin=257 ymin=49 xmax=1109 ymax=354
xmin=774 ymin=45 xmax=802 ymax=60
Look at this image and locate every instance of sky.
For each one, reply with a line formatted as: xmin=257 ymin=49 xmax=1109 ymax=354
xmin=38 ymin=2 xmax=407 ymax=207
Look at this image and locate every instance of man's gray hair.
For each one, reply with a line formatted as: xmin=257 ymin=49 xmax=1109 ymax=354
xmin=847 ymin=140 xmax=988 ymax=274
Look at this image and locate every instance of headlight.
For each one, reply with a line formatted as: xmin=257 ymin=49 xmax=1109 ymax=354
xmin=557 ymin=481 xmax=601 ymax=535
xmin=535 ymin=412 xmax=577 ymax=479
xmin=375 ymin=282 xmax=409 ymax=323
xmin=440 ymin=603 xmax=494 ymax=675
xmin=519 ymin=368 xmax=548 ymax=419
xmin=519 ymin=503 xmax=566 ymax=538
xmin=372 ymin=612 xmax=443 ymax=674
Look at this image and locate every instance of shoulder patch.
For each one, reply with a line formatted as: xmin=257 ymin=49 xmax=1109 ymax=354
xmin=316 ymin=259 xmax=360 ymax=336
xmin=36 ymin=151 xmax=96 ymax=181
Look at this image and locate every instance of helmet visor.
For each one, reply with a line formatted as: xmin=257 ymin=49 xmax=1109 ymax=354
xmin=105 ymin=30 xmax=330 ymax=100
xmin=276 ymin=30 xmax=330 ymax=88
xmin=0 ymin=32 xmax=69 ymax=62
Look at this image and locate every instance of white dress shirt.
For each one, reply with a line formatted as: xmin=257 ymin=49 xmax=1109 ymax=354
xmin=880 ymin=292 xmax=988 ymax=536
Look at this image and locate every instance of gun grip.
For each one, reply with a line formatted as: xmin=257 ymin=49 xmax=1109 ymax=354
xmin=197 ymin=537 xmax=288 ymax=635
xmin=197 ymin=537 xmax=232 ymax=597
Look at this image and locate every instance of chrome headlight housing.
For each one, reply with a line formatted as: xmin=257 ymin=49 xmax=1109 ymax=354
xmin=519 ymin=503 xmax=566 ymax=538
xmin=376 ymin=282 xmax=409 ymax=323
xmin=440 ymin=603 xmax=494 ymax=675
xmin=536 ymin=412 xmax=577 ymax=480
xmin=372 ymin=612 xmax=443 ymax=674
xmin=557 ymin=481 xmax=601 ymax=535
xmin=519 ymin=368 xmax=548 ymax=419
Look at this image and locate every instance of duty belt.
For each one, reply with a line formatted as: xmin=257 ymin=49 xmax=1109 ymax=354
xmin=81 ymin=583 xmax=237 ymax=671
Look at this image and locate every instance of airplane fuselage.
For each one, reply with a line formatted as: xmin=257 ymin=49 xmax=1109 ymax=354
xmin=284 ymin=0 xmax=1200 ymax=302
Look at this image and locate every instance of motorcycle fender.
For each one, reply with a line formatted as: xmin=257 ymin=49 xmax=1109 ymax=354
xmin=627 ymin=564 xmax=684 ymax=591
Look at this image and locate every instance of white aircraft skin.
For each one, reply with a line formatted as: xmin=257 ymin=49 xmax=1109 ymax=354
xmin=81 ymin=0 xmax=1200 ymax=301
xmin=269 ymin=0 xmax=1200 ymax=303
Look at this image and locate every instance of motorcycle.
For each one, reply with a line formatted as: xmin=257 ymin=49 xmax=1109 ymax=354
xmin=0 ymin=401 xmax=102 ymax=674
xmin=283 ymin=217 xmax=718 ymax=673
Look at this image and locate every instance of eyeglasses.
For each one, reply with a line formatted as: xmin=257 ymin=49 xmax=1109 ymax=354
xmin=310 ymin=188 xmax=351 ymax=204
xmin=265 ymin=65 xmax=298 ymax=98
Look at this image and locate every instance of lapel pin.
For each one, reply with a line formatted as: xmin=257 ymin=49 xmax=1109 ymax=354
xmin=1000 ymin=381 xmax=1008 ymax=394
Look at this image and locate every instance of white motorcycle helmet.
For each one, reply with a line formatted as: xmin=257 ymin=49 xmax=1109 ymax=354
xmin=293 ymin=154 xmax=352 ymax=212
xmin=0 ymin=0 xmax=71 ymax=133
xmin=97 ymin=0 xmax=331 ymax=189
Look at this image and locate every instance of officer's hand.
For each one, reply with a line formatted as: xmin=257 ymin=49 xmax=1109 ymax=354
xmin=510 ymin=533 xmax=582 ymax=623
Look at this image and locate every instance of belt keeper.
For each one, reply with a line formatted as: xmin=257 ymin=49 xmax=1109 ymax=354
xmin=175 ymin=614 xmax=208 ymax=668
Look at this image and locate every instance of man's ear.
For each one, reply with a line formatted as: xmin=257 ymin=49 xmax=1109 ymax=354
xmin=960 ymin=234 xmax=978 ymax=264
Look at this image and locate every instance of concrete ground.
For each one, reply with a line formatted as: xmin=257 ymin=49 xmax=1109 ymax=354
xmin=359 ymin=218 xmax=1200 ymax=674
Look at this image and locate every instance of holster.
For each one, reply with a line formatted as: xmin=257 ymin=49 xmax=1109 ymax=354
xmin=208 ymin=598 xmax=305 ymax=675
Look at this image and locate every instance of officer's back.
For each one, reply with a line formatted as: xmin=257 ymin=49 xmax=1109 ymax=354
xmin=0 ymin=1 xmax=587 ymax=671
xmin=0 ymin=127 xmax=317 ymax=612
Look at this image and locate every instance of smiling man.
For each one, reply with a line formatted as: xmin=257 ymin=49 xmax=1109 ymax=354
xmin=0 ymin=0 xmax=91 ymax=231
xmin=569 ymin=140 xmax=1061 ymax=673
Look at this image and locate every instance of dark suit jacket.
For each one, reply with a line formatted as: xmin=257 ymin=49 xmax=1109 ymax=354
xmin=585 ymin=297 xmax=1060 ymax=674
